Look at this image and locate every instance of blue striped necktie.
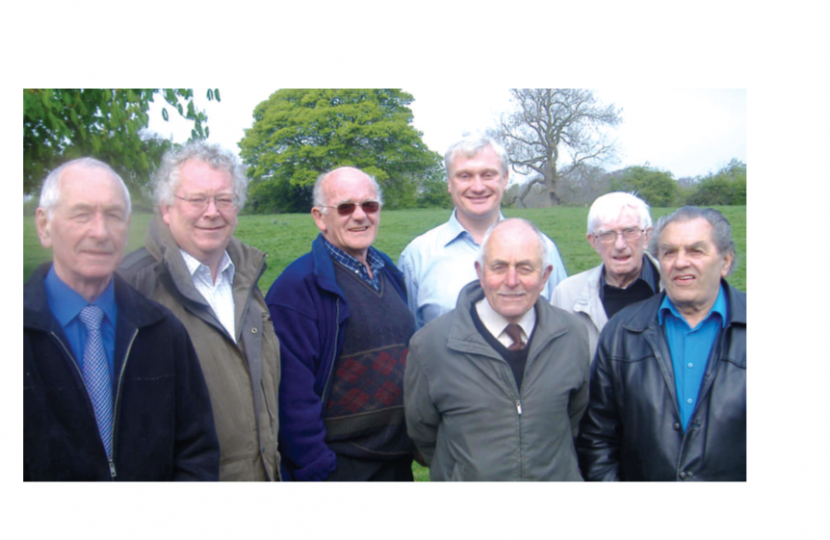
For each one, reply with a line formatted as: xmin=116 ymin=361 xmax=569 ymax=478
xmin=79 ymin=305 xmax=114 ymax=459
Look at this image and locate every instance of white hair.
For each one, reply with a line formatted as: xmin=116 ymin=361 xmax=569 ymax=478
xmin=312 ymin=167 xmax=383 ymax=214
xmin=39 ymin=157 xmax=132 ymax=220
xmin=587 ymin=191 xmax=652 ymax=235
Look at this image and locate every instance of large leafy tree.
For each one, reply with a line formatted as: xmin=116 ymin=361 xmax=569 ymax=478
xmin=610 ymin=164 xmax=680 ymax=207
xmin=239 ymin=89 xmax=442 ymax=213
xmin=492 ymin=89 xmax=622 ymax=207
xmin=24 ymin=88 xmax=219 ymax=196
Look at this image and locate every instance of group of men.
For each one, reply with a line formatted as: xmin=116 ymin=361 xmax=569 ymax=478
xmin=24 ymin=134 xmax=746 ymax=482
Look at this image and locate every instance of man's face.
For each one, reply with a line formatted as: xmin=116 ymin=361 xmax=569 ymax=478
xmin=36 ymin=165 xmax=130 ymax=294
xmin=476 ymin=223 xmax=552 ymax=323
xmin=161 ymin=159 xmax=238 ymax=266
xmin=311 ymin=169 xmax=380 ymax=261
xmin=658 ymin=217 xmax=733 ymax=317
xmin=588 ymin=207 xmax=651 ymax=288
xmin=447 ymin=146 xmax=508 ymax=222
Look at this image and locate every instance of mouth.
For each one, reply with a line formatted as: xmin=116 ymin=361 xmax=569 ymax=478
xmin=673 ymin=275 xmax=696 ymax=285
xmin=349 ymin=226 xmax=371 ymax=233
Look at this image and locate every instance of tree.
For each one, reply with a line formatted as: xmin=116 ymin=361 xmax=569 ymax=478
xmin=686 ymin=159 xmax=747 ymax=206
xmin=238 ymin=89 xmax=442 ymax=213
xmin=492 ymin=89 xmax=622 ymax=207
xmin=610 ymin=165 xmax=679 ymax=207
xmin=24 ymin=88 xmax=219 ymax=196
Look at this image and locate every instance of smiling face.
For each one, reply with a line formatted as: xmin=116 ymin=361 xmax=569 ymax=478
xmin=588 ymin=206 xmax=651 ymax=288
xmin=161 ymin=159 xmax=238 ymax=272
xmin=657 ymin=217 xmax=733 ymax=323
xmin=311 ymin=168 xmax=380 ymax=264
xmin=475 ymin=221 xmax=552 ymax=323
xmin=36 ymin=164 xmax=130 ymax=300
xmin=447 ymin=146 xmax=508 ymax=227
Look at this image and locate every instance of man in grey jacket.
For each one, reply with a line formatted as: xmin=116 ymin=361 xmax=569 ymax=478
xmin=404 ymin=218 xmax=590 ymax=481
xmin=551 ymin=192 xmax=660 ymax=360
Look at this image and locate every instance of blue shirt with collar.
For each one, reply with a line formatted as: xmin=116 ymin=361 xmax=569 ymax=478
xmin=44 ymin=265 xmax=118 ymax=386
xmin=322 ymin=235 xmax=386 ymax=291
xmin=398 ymin=209 xmax=568 ymax=329
xmin=658 ymin=284 xmax=728 ymax=430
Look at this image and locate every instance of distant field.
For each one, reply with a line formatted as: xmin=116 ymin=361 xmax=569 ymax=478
xmin=23 ymin=205 xmax=746 ymax=483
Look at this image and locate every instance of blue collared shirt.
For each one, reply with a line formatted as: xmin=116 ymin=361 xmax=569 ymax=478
xmin=658 ymin=285 xmax=728 ymax=430
xmin=322 ymin=236 xmax=386 ymax=291
xmin=398 ymin=209 xmax=568 ymax=329
xmin=44 ymin=265 xmax=118 ymax=386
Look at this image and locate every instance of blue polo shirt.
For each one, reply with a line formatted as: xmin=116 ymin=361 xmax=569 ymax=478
xmin=658 ymin=285 xmax=728 ymax=430
xmin=43 ymin=265 xmax=118 ymax=386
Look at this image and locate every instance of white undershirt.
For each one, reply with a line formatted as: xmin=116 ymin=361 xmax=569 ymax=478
xmin=180 ymin=249 xmax=237 ymax=343
xmin=475 ymin=297 xmax=536 ymax=349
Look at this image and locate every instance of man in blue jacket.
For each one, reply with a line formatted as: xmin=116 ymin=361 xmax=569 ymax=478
xmin=266 ymin=167 xmax=416 ymax=481
xmin=24 ymin=157 xmax=219 ymax=481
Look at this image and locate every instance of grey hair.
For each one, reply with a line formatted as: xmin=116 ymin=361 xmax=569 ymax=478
xmin=477 ymin=218 xmax=549 ymax=268
xmin=649 ymin=206 xmax=736 ymax=276
xmin=312 ymin=167 xmax=383 ymax=214
xmin=444 ymin=135 xmax=509 ymax=177
xmin=39 ymin=157 xmax=132 ymax=220
xmin=153 ymin=140 xmax=249 ymax=210
xmin=587 ymin=191 xmax=652 ymax=235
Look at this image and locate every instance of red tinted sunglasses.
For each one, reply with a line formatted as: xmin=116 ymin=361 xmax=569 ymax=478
xmin=323 ymin=200 xmax=381 ymax=216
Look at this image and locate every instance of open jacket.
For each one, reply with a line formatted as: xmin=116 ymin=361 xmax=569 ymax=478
xmin=24 ymin=264 xmax=219 ymax=481
xmin=576 ymin=280 xmax=747 ymax=481
xmin=404 ymin=281 xmax=590 ymax=481
xmin=265 ymin=234 xmax=408 ymax=481
xmin=120 ymin=216 xmax=281 ymax=481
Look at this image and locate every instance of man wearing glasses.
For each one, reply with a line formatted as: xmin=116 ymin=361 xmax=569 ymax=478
xmin=551 ymin=192 xmax=660 ymax=360
xmin=120 ymin=141 xmax=281 ymax=481
xmin=266 ymin=167 xmax=416 ymax=481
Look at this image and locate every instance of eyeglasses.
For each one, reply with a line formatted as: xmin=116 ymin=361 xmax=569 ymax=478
xmin=321 ymin=200 xmax=381 ymax=216
xmin=175 ymin=194 xmax=239 ymax=211
xmin=594 ymin=227 xmax=644 ymax=244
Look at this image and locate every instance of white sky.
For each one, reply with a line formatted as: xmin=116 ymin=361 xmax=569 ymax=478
xmin=146 ymin=87 xmax=746 ymax=181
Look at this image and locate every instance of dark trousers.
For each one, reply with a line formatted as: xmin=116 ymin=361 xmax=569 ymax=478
xmin=326 ymin=454 xmax=414 ymax=482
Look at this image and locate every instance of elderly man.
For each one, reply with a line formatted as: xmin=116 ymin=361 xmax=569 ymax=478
xmin=577 ymin=207 xmax=746 ymax=481
xmin=405 ymin=218 xmax=590 ymax=481
xmin=120 ymin=141 xmax=281 ymax=481
xmin=266 ymin=167 xmax=416 ymax=481
xmin=551 ymin=192 xmax=660 ymax=359
xmin=398 ymin=135 xmax=568 ymax=329
xmin=24 ymin=157 xmax=219 ymax=480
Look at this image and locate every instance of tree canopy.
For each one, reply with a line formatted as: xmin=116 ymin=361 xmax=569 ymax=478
xmin=610 ymin=164 xmax=679 ymax=207
xmin=24 ymin=89 xmax=219 ymax=197
xmin=238 ymin=89 xmax=443 ymax=213
xmin=685 ymin=159 xmax=747 ymax=206
xmin=492 ymin=89 xmax=622 ymax=207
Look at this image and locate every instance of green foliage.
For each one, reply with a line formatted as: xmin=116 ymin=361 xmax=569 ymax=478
xmin=23 ymin=88 xmax=219 ymax=197
xmin=238 ymin=89 xmax=443 ymax=213
xmin=686 ymin=159 xmax=747 ymax=206
xmin=611 ymin=165 xmax=679 ymax=207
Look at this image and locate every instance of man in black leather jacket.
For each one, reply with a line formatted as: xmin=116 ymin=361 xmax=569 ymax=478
xmin=576 ymin=206 xmax=746 ymax=481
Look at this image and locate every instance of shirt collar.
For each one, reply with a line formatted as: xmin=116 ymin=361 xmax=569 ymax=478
xmin=442 ymin=209 xmax=506 ymax=248
xmin=475 ymin=296 xmax=536 ymax=341
xmin=44 ymin=264 xmax=117 ymax=328
xmin=180 ymin=249 xmax=235 ymax=283
xmin=321 ymin=235 xmax=385 ymax=275
xmin=658 ymin=283 xmax=728 ymax=328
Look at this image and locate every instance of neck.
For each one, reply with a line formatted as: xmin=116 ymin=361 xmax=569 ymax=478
xmin=605 ymin=266 xmax=642 ymax=289
xmin=456 ymin=210 xmax=499 ymax=244
xmin=55 ymin=266 xmax=111 ymax=303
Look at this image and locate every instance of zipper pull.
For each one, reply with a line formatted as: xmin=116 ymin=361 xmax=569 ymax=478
xmin=109 ymin=460 xmax=117 ymax=478
xmin=516 ymin=400 xmax=523 ymax=416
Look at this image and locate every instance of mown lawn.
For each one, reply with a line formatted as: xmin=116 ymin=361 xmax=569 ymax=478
xmin=23 ymin=205 xmax=746 ymax=482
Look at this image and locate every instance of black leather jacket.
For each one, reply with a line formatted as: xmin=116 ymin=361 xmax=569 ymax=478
xmin=576 ymin=280 xmax=746 ymax=481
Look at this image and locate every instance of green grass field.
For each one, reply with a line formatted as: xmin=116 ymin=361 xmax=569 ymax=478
xmin=23 ymin=205 xmax=746 ymax=482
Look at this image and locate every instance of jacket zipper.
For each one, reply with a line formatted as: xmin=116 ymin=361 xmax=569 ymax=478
xmin=322 ymin=299 xmax=340 ymax=406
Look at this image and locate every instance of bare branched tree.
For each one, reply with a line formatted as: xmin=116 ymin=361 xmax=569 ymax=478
xmin=492 ymin=89 xmax=623 ymax=206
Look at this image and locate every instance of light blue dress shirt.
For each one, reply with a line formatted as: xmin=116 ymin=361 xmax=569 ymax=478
xmin=398 ymin=210 xmax=568 ymax=329
xmin=658 ymin=285 xmax=728 ymax=430
xmin=43 ymin=265 xmax=118 ymax=386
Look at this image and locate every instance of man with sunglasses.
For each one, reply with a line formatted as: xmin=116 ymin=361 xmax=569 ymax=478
xmin=551 ymin=192 xmax=660 ymax=360
xmin=266 ymin=167 xmax=416 ymax=481
xmin=120 ymin=141 xmax=282 ymax=481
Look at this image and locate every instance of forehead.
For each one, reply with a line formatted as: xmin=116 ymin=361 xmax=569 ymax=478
xmin=58 ymin=165 xmax=126 ymax=209
xmin=450 ymin=146 xmax=501 ymax=171
xmin=324 ymin=171 xmax=377 ymax=202
xmin=485 ymin=225 xmax=542 ymax=263
xmin=178 ymin=159 xmax=233 ymax=191
xmin=660 ymin=218 xmax=715 ymax=246
xmin=596 ymin=206 xmax=642 ymax=231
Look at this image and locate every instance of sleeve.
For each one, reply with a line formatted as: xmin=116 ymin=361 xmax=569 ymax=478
xmin=543 ymin=236 xmax=568 ymax=300
xmin=403 ymin=333 xmax=440 ymax=465
xmin=575 ymin=335 xmax=622 ymax=481
xmin=398 ymin=246 xmax=424 ymax=329
xmin=567 ymin=327 xmax=591 ymax=438
xmin=267 ymin=287 xmax=337 ymax=481
xmin=172 ymin=320 xmax=220 ymax=481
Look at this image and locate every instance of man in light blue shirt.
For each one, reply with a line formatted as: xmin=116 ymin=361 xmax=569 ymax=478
xmin=398 ymin=136 xmax=567 ymax=328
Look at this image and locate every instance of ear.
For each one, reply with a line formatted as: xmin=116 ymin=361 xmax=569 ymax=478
xmin=643 ymin=226 xmax=653 ymax=246
xmin=587 ymin=233 xmax=600 ymax=254
xmin=475 ymin=260 xmax=484 ymax=283
xmin=721 ymin=251 xmax=735 ymax=277
xmin=311 ymin=207 xmax=328 ymax=233
xmin=160 ymin=204 xmax=172 ymax=226
xmin=542 ymin=264 xmax=553 ymax=283
xmin=35 ymin=208 xmax=52 ymax=249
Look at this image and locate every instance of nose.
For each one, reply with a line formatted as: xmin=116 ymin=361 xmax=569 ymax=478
xmin=505 ymin=266 xmax=519 ymax=288
xmin=88 ymin=211 xmax=108 ymax=239
xmin=613 ymin=231 xmax=628 ymax=250
xmin=471 ymin=175 xmax=486 ymax=192
xmin=675 ymin=249 xmax=690 ymax=268
xmin=203 ymin=197 xmax=220 ymax=217
xmin=351 ymin=204 xmax=368 ymax=221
